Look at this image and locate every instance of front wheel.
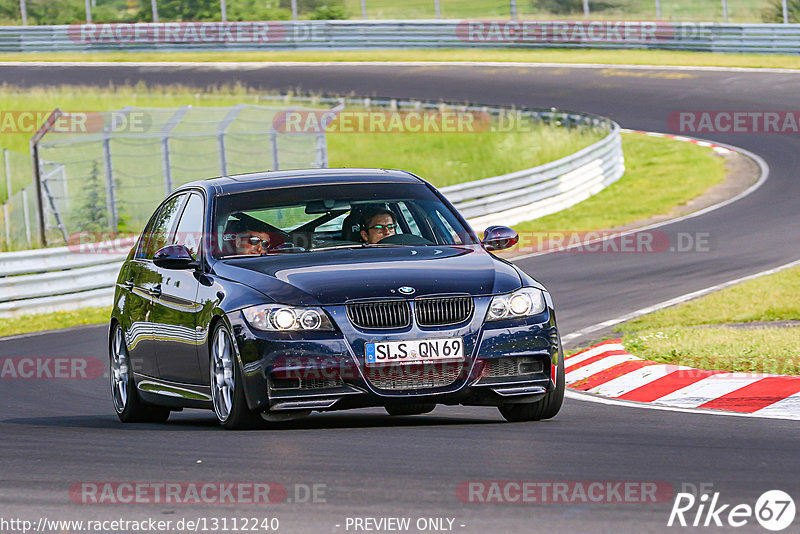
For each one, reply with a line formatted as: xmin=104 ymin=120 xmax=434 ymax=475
xmin=210 ymin=322 xmax=264 ymax=430
xmin=498 ymin=347 xmax=565 ymax=423
xmin=110 ymin=323 xmax=170 ymax=423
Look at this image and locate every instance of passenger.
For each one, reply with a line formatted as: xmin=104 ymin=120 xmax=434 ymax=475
xmin=360 ymin=208 xmax=397 ymax=244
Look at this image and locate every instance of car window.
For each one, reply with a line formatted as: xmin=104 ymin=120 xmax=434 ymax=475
xmin=170 ymin=193 xmax=204 ymax=258
xmin=142 ymin=194 xmax=187 ymax=260
xmin=213 ymin=183 xmax=477 ymax=258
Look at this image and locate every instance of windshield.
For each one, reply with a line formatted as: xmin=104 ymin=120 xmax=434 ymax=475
xmin=212 ymin=182 xmax=478 ymax=258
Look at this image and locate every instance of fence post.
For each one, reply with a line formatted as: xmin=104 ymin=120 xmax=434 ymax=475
xmin=2 ymin=204 xmax=9 ymax=247
xmin=19 ymin=0 xmax=27 ymax=25
xmin=583 ymin=0 xmax=590 ymax=17
xmin=361 ymin=0 xmax=366 ymax=19
xmin=161 ymin=137 xmax=172 ymax=195
xmin=159 ymin=105 xmax=189 ymax=193
xmin=102 ymin=137 xmax=118 ymax=232
xmin=782 ymin=0 xmax=789 ymax=22
xmin=217 ymin=104 xmax=245 ymax=177
xmin=4 ymin=149 xmax=10 ymax=203
xmin=30 ymin=140 xmax=47 ymax=247
xmin=220 ymin=0 xmax=227 ymax=22
xmin=84 ymin=0 xmax=92 ymax=22
xmin=21 ymin=187 xmax=31 ymax=248
xmin=270 ymin=131 xmax=280 ymax=171
xmin=291 ymin=0 xmax=298 ymax=20
xmin=151 ymin=0 xmax=159 ymax=22
xmin=722 ymin=0 xmax=728 ymax=21
xmin=3 ymin=149 xmax=10 ymax=247
xmin=60 ymin=165 xmax=69 ymax=210
xmin=655 ymin=0 xmax=661 ymax=19
xmin=316 ymin=132 xmax=328 ymax=168
xmin=435 ymin=0 xmax=441 ymax=18
xmin=510 ymin=0 xmax=518 ymax=20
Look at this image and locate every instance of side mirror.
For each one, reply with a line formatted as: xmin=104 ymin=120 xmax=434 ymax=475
xmin=153 ymin=245 xmax=198 ymax=270
xmin=482 ymin=226 xmax=519 ymax=252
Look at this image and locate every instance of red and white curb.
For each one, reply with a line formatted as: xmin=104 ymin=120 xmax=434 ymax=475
xmin=565 ymin=339 xmax=800 ymax=419
xmin=620 ymin=129 xmax=733 ymax=155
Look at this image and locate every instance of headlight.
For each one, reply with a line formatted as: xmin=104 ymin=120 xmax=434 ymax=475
xmin=243 ymin=304 xmax=334 ymax=331
xmin=486 ymin=288 xmax=546 ymax=321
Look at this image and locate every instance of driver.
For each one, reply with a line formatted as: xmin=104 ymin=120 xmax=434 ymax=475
xmin=224 ymin=218 xmax=272 ymax=255
xmin=360 ymin=208 xmax=397 ymax=244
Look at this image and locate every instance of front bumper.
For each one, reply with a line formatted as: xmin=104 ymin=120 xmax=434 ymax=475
xmin=228 ymin=302 xmax=560 ymax=414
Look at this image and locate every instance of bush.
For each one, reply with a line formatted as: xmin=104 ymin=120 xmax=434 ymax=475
xmin=0 ymin=0 xmax=85 ymax=24
xmin=278 ymin=0 xmax=346 ymax=17
xmin=530 ymin=0 xmax=622 ymax=15
xmin=309 ymin=4 xmax=347 ymax=19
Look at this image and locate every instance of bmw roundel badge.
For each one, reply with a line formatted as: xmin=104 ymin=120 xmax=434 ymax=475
xmin=398 ymin=286 xmax=415 ymax=295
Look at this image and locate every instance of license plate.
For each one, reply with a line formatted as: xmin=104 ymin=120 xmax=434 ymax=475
xmin=365 ymin=338 xmax=464 ymax=366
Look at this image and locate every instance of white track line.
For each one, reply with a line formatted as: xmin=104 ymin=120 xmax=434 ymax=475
xmin=2 ymin=61 xmax=800 ymax=74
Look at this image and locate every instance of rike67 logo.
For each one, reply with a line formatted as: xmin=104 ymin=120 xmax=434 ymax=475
xmin=668 ymin=487 xmax=796 ymax=531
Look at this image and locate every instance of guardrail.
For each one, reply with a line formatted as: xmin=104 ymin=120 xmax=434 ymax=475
xmin=2 ymin=21 xmax=800 ymax=54
xmin=0 ymin=101 xmax=622 ymax=318
xmin=0 ymin=237 xmax=134 ymax=317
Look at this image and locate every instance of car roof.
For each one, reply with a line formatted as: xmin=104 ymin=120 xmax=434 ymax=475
xmin=175 ymin=168 xmax=425 ymax=196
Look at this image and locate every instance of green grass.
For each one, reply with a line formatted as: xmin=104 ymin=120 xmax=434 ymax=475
xmin=622 ymin=328 xmax=800 ymax=375
xmin=616 ymin=265 xmax=800 ymax=374
xmin=345 ymin=0 xmax=766 ymax=22
xmin=0 ymin=48 xmax=798 ymax=69
xmin=344 ymin=0 xmax=765 ymax=21
xmin=511 ymin=132 xmax=727 ymax=248
xmin=0 ymin=84 xmax=604 ymax=249
xmin=0 ymin=307 xmax=111 ymax=338
xmin=621 ymin=266 xmax=800 ymax=330
xmin=328 ymin=124 xmax=605 ymax=188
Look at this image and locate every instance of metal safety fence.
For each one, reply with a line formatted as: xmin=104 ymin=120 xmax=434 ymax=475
xmin=0 ymin=97 xmax=623 ymax=317
xmin=28 ymin=103 xmax=328 ymax=246
xmin=1 ymin=21 xmax=800 ymax=54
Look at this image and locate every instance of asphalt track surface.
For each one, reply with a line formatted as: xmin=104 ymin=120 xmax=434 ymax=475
xmin=1 ymin=63 xmax=800 ymax=533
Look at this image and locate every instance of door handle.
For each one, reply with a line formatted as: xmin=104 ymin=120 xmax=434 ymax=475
xmin=149 ymin=284 xmax=162 ymax=298
xmin=123 ymin=279 xmax=134 ymax=291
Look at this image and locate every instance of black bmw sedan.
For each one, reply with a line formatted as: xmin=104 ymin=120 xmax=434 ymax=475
xmin=109 ymin=169 xmax=564 ymax=429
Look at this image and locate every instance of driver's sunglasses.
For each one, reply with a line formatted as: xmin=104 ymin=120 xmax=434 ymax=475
xmin=247 ymin=236 xmax=270 ymax=247
xmin=368 ymin=224 xmax=397 ymax=231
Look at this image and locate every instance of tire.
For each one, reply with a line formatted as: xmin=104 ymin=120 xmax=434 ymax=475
xmin=110 ymin=323 xmax=170 ymax=423
xmin=210 ymin=322 xmax=265 ymax=430
xmin=498 ymin=346 xmax=565 ymax=423
xmin=385 ymin=403 xmax=436 ymax=416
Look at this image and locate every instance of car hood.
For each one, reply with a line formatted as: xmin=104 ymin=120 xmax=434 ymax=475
xmin=214 ymin=246 xmax=522 ymax=306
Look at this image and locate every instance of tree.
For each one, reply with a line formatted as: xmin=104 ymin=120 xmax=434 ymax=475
xmin=72 ymin=160 xmax=109 ymax=233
